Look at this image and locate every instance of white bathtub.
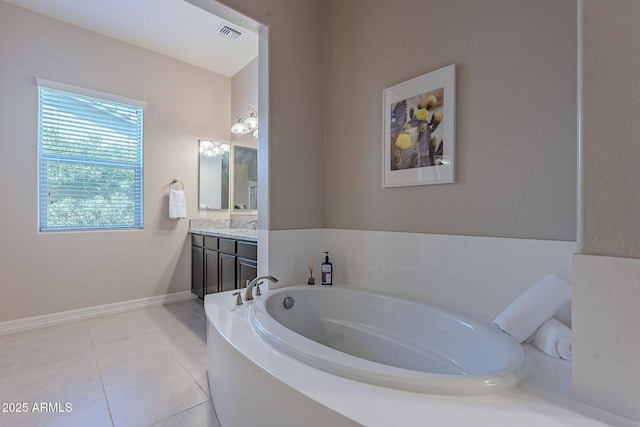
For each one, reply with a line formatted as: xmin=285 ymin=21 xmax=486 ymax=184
xmin=206 ymin=286 xmax=624 ymax=426
xmin=250 ymin=286 xmax=528 ymax=395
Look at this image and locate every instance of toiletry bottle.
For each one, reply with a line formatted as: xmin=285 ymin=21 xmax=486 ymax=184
xmin=321 ymin=252 xmax=333 ymax=286
xmin=307 ymin=262 xmax=315 ymax=285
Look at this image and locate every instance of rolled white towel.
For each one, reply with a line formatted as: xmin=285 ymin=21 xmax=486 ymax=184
xmin=169 ymin=189 xmax=186 ymax=219
xmin=494 ymin=275 xmax=571 ymax=343
xmin=527 ymin=318 xmax=572 ymax=360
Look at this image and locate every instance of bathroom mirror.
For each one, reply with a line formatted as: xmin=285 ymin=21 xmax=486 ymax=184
xmin=199 ymin=140 xmax=229 ymax=210
xmin=233 ymin=146 xmax=258 ymax=211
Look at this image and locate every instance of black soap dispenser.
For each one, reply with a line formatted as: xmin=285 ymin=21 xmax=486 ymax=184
xmin=321 ymin=252 xmax=333 ymax=286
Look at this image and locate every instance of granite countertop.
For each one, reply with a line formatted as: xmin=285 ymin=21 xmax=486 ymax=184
xmin=189 ymin=218 xmax=257 ymax=241
xmin=189 ymin=227 xmax=257 ymax=242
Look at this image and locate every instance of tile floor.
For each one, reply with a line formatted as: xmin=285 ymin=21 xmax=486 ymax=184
xmin=0 ymin=299 xmax=220 ymax=427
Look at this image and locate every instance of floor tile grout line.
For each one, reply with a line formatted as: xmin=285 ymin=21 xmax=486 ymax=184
xmin=2 ymin=301 xmax=211 ymax=427
xmin=3 ymin=320 xmax=106 ymax=426
xmin=174 ymin=345 xmax=209 ymax=398
xmin=93 ymin=306 xmax=198 ymax=424
xmin=145 ymin=399 xmax=216 ymax=427
xmin=162 ymin=312 xmax=220 ymax=425
xmin=147 ymin=302 xmax=214 ymax=426
xmin=88 ymin=318 xmax=116 ymax=427
xmin=12 ymin=320 xmax=102 ymax=382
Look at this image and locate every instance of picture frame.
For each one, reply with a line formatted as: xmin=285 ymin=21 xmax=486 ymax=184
xmin=382 ymin=64 xmax=456 ymax=187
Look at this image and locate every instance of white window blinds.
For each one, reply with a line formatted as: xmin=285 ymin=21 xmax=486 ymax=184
xmin=37 ymin=80 xmax=144 ymax=231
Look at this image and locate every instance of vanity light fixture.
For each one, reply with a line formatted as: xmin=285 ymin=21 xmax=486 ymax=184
xmin=199 ymin=139 xmax=230 ymax=157
xmin=231 ymin=107 xmax=258 ymax=137
xmin=243 ymin=108 xmax=258 ymax=129
xmin=231 ymin=115 xmax=250 ymax=135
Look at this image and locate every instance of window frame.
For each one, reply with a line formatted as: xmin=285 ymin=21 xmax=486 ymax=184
xmin=37 ymin=79 xmax=146 ymax=232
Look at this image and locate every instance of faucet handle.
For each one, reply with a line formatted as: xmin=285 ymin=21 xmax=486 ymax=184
xmin=255 ymin=281 xmax=263 ymax=296
xmin=233 ymin=292 xmax=243 ymax=305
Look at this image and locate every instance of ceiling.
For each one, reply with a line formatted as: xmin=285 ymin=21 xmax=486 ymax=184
xmin=4 ymin=0 xmax=258 ymax=77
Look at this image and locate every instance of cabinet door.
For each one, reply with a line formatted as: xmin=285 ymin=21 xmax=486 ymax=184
xmin=204 ymin=249 xmax=219 ymax=295
xmin=191 ymin=246 xmax=204 ymax=299
xmin=219 ymin=253 xmax=237 ymax=292
xmin=237 ymin=257 xmax=257 ymax=290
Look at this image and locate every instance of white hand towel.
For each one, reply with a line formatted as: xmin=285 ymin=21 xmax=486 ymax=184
xmin=169 ymin=189 xmax=186 ymax=219
xmin=527 ymin=318 xmax=572 ymax=360
xmin=494 ymin=275 xmax=571 ymax=343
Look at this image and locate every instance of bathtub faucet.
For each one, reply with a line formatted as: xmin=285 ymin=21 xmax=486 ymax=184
xmin=245 ymin=275 xmax=278 ymax=301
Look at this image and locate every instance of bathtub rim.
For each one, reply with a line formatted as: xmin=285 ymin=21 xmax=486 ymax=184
xmin=205 ymin=286 xmax=635 ymax=427
xmin=250 ymin=285 xmax=530 ymax=396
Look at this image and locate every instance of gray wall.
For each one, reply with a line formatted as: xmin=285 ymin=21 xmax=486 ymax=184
xmin=231 ymin=57 xmax=258 ymax=151
xmin=324 ymin=0 xmax=577 ymax=241
xmin=573 ymin=6 xmax=640 ymax=418
xmin=583 ymin=0 xmax=640 ymax=258
xmin=202 ymin=57 xmax=258 ymax=220
xmin=231 ymin=57 xmax=258 ymax=212
xmin=0 ymin=3 xmax=231 ymax=321
xmin=221 ymin=0 xmax=576 ymax=240
xmin=0 ymin=0 xmax=583 ymax=321
xmin=220 ymin=0 xmax=326 ymax=231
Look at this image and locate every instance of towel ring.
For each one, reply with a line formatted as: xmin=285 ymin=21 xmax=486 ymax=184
xmin=170 ymin=179 xmax=184 ymax=190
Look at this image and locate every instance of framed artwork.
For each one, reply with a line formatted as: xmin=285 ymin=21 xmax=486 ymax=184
xmin=382 ymin=64 xmax=456 ymax=187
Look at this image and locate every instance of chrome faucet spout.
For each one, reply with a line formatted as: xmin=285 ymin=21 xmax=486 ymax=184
xmin=245 ymin=275 xmax=278 ymax=301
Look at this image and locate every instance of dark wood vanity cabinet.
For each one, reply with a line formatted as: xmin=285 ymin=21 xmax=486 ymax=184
xmin=191 ymin=234 xmax=205 ymax=299
xmin=191 ymin=233 xmax=257 ymax=299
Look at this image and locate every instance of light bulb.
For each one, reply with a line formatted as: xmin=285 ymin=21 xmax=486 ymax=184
xmin=231 ymin=122 xmax=250 ymax=134
xmin=243 ymin=113 xmax=258 ymax=129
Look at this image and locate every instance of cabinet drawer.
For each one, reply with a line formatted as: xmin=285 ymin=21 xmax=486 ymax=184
xmin=204 ymin=236 xmax=218 ymax=250
xmin=237 ymin=241 xmax=257 ymax=261
xmin=191 ymin=234 xmax=204 ymax=248
xmin=218 ymin=238 xmax=236 ymax=255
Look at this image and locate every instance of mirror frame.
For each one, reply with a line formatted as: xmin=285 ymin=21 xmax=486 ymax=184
xmin=231 ymin=142 xmax=258 ymax=214
xmin=198 ymin=140 xmax=230 ymax=210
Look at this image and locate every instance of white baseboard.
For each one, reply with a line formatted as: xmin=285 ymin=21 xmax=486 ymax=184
xmin=0 ymin=291 xmax=197 ymax=336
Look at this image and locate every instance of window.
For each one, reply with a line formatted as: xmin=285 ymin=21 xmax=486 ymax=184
xmin=37 ymin=79 xmax=144 ymax=231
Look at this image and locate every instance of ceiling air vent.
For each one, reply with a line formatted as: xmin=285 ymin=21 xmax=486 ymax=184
xmin=215 ymin=24 xmax=242 ymax=41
